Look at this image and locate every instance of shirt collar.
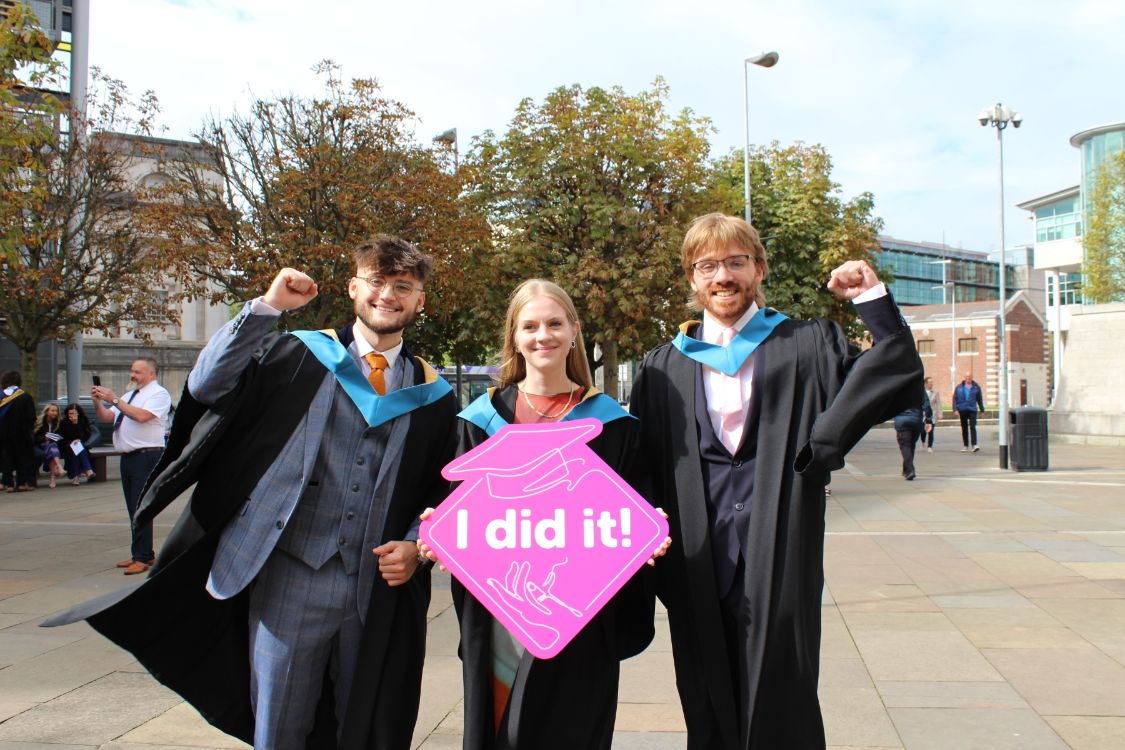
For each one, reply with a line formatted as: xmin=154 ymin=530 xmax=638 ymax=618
xmin=701 ymin=302 xmax=760 ymax=345
xmin=351 ymin=322 xmax=403 ymax=369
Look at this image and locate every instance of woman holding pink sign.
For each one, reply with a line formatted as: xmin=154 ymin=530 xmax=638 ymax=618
xmin=435 ymin=279 xmax=660 ymax=750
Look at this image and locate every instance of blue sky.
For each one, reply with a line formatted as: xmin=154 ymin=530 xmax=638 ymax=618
xmin=89 ymin=0 xmax=1124 ymax=254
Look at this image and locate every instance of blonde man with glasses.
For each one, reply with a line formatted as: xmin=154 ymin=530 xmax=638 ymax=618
xmin=630 ymin=213 xmax=923 ymax=749
xmin=47 ymin=236 xmax=459 ymax=750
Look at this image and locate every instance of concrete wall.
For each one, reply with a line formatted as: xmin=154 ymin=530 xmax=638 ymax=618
xmin=1052 ymin=302 xmax=1125 ymax=441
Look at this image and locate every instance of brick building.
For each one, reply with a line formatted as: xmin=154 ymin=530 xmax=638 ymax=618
xmin=902 ymin=291 xmax=1049 ymax=415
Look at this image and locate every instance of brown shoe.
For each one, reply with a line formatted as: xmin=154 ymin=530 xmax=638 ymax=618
xmin=123 ymin=560 xmax=153 ymax=575
xmin=116 ymin=558 xmax=135 ymax=568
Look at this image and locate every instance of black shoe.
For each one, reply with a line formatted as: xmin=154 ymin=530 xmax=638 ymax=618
xmin=904 ymin=471 xmax=916 ymax=481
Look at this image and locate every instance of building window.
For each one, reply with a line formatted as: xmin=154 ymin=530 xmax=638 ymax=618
xmin=958 ymin=338 xmax=978 ymax=354
xmin=917 ymin=339 xmax=935 ymax=355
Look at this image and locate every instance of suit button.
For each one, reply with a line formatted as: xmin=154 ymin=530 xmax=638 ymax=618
xmin=339 ymin=537 xmax=346 ymax=545
xmin=734 ymin=503 xmax=745 ymax=511
xmin=351 ymin=483 xmax=360 ymax=492
xmin=275 ymin=520 xmax=284 ymax=529
xmin=356 ymin=457 xmax=365 ymax=466
xmin=733 ymin=460 xmax=742 ymax=467
xmin=346 ymin=511 xmax=355 ymax=521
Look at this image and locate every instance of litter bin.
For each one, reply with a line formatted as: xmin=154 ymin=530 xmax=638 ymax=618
xmin=1009 ymin=406 xmax=1048 ymax=472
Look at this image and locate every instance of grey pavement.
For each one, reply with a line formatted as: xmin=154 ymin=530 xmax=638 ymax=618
xmin=1 ymin=423 xmax=1123 ymax=749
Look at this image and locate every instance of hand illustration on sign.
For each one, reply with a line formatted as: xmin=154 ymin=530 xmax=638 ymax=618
xmin=486 ymin=559 xmax=583 ymax=652
xmin=420 ymin=418 xmax=669 ymax=659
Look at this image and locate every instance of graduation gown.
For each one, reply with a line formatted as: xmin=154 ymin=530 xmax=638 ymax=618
xmin=629 ymin=311 xmax=922 ymax=750
xmin=452 ymin=386 xmax=655 ymax=750
xmin=42 ymin=327 xmax=459 ymax=750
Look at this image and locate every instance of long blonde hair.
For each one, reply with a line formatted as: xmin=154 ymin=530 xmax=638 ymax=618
xmin=497 ymin=279 xmax=594 ymax=390
xmin=36 ymin=403 xmax=61 ymax=432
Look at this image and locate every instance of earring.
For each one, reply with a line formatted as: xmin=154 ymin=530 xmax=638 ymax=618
xmin=570 ymin=340 xmax=577 ymax=349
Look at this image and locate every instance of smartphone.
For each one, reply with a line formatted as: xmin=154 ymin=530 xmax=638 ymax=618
xmin=92 ymin=375 xmax=101 ymax=387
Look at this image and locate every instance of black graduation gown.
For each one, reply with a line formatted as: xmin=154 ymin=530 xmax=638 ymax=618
xmin=41 ymin=327 xmax=459 ymax=750
xmin=451 ymin=386 xmax=655 ymax=750
xmin=629 ymin=315 xmax=922 ymax=750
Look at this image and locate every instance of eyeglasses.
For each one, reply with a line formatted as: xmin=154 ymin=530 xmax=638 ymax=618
xmin=354 ymin=276 xmax=423 ymax=297
xmin=690 ymin=255 xmax=753 ymax=278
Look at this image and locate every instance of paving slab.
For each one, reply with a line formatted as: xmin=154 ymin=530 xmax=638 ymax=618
xmin=982 ymin=646 xmax=1125 ymax=716
xmin=116 ymin=703 xmax=247 ymax=749
xmin=0 ymin=671 xmax=180 ymax=744
xmin=1044 ymin=716 xmax=1125 ymax=750
xmin=888 ymin=707 xmax=1069 ymax=749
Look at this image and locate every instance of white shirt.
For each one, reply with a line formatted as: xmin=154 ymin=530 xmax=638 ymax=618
xmin=700 ymin=283 xmax=888 ymax=443
xmin=111 ymin=379 xmax=172 ymax=451
xmin=351 ymin=322 xmax=403 ymax=375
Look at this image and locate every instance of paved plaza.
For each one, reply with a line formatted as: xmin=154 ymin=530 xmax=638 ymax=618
xmin=0 ymin=424 xmax=1123 ymax=749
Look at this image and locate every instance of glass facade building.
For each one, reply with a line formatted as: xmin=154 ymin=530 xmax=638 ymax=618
xmin=1074 ymin=124 xmax=1125 ymax=216
xmin=878 ymin=237 xmax=1017 ymax=306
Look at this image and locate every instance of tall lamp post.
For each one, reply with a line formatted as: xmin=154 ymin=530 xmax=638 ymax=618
xmin=978 ymin=103 xmax=1021 ymax=469
xmin=432 ymin=127 xmax=462 ymax=404
xmin=929 ymin=259 xmax=956 ymax=402
xmin=743 ymin=51 xmax=778 ymax=225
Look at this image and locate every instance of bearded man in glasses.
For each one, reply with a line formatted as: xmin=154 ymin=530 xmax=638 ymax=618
xmin=45 ymin=236 xmax=458 ymax=750
xmin=630 ymin=213 xmax=922 ymax=749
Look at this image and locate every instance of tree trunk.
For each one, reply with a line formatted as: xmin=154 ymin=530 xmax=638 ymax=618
xmin=19 ymin=347 xmax=38 ymax=402
xmin=602 ymin=339 xmax=619 ymax=402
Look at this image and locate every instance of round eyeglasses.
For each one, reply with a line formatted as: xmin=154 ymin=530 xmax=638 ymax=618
xmin=354 ymin=276 xmax=423 ymax=297
xmin=690 ymin=255 xmax=752 ymax=278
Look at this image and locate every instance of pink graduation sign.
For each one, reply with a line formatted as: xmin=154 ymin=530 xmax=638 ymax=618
xmin=419 ymin=418 xmax=668 ymax=659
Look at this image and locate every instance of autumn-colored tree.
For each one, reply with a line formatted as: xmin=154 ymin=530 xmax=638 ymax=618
xmin=152 ymin=62 xmax=497 ymax=365
xmin=469 ymin=79 xmax=715 ymax=398
xmin=705 ymin=143 xmax=886 ymax=339
xmin=1082 ymin=150 xmax=1125 ymax=303
xmin=0 ymin=7 xmax=198 ymax=398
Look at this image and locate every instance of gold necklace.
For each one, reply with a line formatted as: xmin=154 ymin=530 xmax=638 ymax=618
xmin=519 ymin=385 xmax=578 ymax=420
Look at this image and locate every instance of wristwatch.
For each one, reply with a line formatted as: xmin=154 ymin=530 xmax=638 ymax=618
xmin=112 ymin=398 xmax=120 ymax=406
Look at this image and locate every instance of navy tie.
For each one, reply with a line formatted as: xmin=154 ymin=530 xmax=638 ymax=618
xmin=112 ymin=390 xmax=139 ymax=432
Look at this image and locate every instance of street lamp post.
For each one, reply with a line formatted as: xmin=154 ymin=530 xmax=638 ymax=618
xmin=930 ymin=259 xmax=956 ymax=402
xmin=433 ymin=127 xmax=458 ymax=170
xmin=432 ymin=127 xmax=462 ymax=404
xmin=979 ymin=103 xmax=1021 ymax=470
xmin=743 ymin=51 xmax=778 ymax=225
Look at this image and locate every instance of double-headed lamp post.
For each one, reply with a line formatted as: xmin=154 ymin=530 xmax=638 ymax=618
xmin=978 ymin=103 xmax=1021 ymax=469
xmin=743 ymin=51 xmax=778 ymax=225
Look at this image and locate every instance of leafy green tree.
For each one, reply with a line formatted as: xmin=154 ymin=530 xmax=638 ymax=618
xmin=1082 ymin=150 xmax=1125 ymax=303
xmin=1 ymin=7 xmax=196 ymax=398
xmin=704 ymin=142 xmax=886 ymax=339
xmin=152 ymin=62 xmax=497 ymax=366
xmin=469 ymin=79 xmax=715 ymax=397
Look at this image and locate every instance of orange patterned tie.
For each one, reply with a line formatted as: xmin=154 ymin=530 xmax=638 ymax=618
xmin=363 ymin=352 xmax=388 ymax=396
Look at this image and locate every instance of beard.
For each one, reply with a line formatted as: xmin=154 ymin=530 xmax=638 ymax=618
xmin=694 ymin=280 xmax=757 ymax=322
xmin=355 ymin=297 xmax=420 ymax=336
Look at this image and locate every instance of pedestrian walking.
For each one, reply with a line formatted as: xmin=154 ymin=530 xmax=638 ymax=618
xmin=953 ymin=372 xmax=985 ymax=452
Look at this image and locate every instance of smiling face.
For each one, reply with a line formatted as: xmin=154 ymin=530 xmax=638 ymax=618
xmin=689 ymin=244 xmax=765 ymax=326
xmin=45 ymin=404 xmax=59 ymax=421
xmin=348 ymin=267 xmax=426 ymax=338
xmin=130 ymin=360 xmax=157 ymax=388
xmin=514 ymin=295 xmax=579 ymax=380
